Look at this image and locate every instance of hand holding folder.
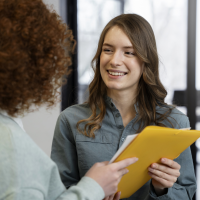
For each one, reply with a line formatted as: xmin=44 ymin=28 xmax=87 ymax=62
xmin=109 ymin=126 xmax=200 ymax=199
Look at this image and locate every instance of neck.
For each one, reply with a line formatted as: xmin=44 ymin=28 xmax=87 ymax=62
xmin=107 ymin=89 xmax=137 ymax=127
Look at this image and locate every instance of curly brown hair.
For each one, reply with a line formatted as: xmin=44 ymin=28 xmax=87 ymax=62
xmin=0 ymin=0 xmax=74 ymax=117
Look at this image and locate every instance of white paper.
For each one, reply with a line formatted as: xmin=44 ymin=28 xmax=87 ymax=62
xmin=109 ymin=134 xmax=138 ymax=163
xmin=179 ymin=127 xmax=191 ymax=130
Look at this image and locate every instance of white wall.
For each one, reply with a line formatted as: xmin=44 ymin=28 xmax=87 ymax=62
xmin=22 ymin=0 xmax=61 ymax=157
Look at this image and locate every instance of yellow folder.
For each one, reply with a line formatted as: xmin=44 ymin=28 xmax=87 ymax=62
xmin=113 ymin=126 xmax=200 ymax=198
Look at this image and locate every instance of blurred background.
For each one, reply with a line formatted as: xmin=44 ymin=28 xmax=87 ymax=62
xmin=21 ymin=0 xmax=199 ymax=199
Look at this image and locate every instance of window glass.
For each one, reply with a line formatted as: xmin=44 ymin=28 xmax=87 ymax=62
xmin=78 ymin=0 xmax=122 ymax=102
xmin=124 ymin=0 xmax=187 ymax=114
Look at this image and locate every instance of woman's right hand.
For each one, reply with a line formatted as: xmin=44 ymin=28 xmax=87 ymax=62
xmin=85 ymin=157 xmax=138 ymax=197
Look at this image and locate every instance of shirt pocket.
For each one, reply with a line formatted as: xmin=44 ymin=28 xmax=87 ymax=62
xmin=75 ymin=132 xmax=113 ymax=173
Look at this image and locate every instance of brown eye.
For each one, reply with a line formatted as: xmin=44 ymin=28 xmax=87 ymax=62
xmin=125 ymin=52 xmax=134 ymax=55
xmin=103 ymin=49 xmax=112 ymax=53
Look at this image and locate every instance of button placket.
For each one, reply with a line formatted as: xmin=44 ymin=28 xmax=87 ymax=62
xmin=115 ymin=113 xmax=120 ymax=118
xmin=112 ymin=110 xmax=124 ymax=130
xmin=118 ymin=125 xmax=124 ymax=129
xmin=119 ymin=126 xmax=130 ymax=148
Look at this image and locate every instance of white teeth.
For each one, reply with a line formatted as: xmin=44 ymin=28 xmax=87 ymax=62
xmin=108 ymin=71 xmax=126 ymax=76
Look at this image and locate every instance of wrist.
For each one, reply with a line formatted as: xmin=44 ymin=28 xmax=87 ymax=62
xmin=154 ymin=187 xmax=168 ymax=196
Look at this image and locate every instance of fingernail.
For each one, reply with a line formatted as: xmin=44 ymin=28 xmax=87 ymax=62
xmin=131 ymin=158 xmax=138 ymax=163
xmin=148 ymin=167 xmax=153 ymax=172
xmin=152 ymin=164 xmax=156 ymax=168
xmin=162 ymin=158 xmax=166 ymax=162
xmin=134 ymin=157 xmax=139 ymax=161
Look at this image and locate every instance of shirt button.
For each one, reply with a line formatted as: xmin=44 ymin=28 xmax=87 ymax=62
xmin=121 ymin=138 xmax=125 ymax=142
xmin=115 ymin=113 xmax=120 ymax=118
xmin=118 ymin=125 xmax=124 ymax=129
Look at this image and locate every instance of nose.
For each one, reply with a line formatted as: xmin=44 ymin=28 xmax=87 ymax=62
xmin=110 ymin=51 xmax=123 ymax=67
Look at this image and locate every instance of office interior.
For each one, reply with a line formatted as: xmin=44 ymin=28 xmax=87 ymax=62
xmin=21 ymin=0 xmax=200 ymax=199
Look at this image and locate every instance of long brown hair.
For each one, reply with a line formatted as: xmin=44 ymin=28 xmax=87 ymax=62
xmin=77 ymin=14 xmax=175 ymax=138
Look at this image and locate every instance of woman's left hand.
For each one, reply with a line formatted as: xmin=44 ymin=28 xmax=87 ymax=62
xmin=148 ymin=158 xmax=181 ymax=196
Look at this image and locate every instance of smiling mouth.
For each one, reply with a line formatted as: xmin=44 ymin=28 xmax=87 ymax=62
xmin=107 ymin=70 xmax=127 ymax=76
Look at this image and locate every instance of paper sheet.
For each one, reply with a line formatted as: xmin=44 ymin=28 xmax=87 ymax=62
xmin=109 ymin=134 xmax=138 ymax=163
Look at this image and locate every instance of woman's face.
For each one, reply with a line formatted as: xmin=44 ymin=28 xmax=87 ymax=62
xmin=100 ymin=26 xmax=143 ymax=94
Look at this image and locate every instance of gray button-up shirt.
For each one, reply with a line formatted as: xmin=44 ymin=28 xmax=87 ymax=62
xmin=51 ymin=96 xmax=196 ymax=200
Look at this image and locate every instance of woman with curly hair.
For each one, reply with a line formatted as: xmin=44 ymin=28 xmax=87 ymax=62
xmin=51 ymin=14 xmax=196 ymax=200
xmin=0 ymin=1 xmax=139 ymax=200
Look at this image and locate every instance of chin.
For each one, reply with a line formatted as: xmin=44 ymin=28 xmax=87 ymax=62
xmin=106 ymin=84 xmax=122 ymax=91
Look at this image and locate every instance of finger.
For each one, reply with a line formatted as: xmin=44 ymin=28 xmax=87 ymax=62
xmin=160 ymin=158 xmax=181 ymax=170
xmin=148 ymin=172 xmax=174 ymax=188
xmin=149 ymin=163 xmax=180 ymax=177
xmin=148 ymin=167 xmax=177 ymax=183
xmin=118 ymin=168 xmax=129 ymax=177
xmin=114 ymin=192 xmax=121 ymax=200
xmin=108 ymin=193 xmax=115 ymax=200
xmin=113 ymin=157 xmax=138 ymax=170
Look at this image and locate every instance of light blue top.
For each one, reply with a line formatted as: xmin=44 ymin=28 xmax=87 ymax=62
xmin=0 ymin=113 xmax=105 ymax=200
xmin=51 ymin=96 xmax=196 ymax=200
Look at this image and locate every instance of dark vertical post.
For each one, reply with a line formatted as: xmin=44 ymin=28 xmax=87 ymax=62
xmin=187 ymin=1 xmax=197 ymax=199
xmin=60 ymin=0 xmax=78 ymax=111
xmin=120 ymin=0 xmax=125 ymax=14
xmin=187 ymin=0 xmax=197 ymax=166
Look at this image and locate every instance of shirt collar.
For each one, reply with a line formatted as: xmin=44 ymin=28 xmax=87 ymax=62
xmin=0 ymin=110 xmax=25 ymax=132
xmin=104 ymin=95 xmax=139 ymax=114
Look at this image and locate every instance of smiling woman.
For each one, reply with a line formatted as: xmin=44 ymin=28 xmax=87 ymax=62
xmin=76 ymin=14 xmax=167 ymax=137
xmin=51 ymin=14 xmax=196 ymax=200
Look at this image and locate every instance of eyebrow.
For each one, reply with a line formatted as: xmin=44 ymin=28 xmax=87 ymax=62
xmin=103 ymin=43 xmax=134 ymax=49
